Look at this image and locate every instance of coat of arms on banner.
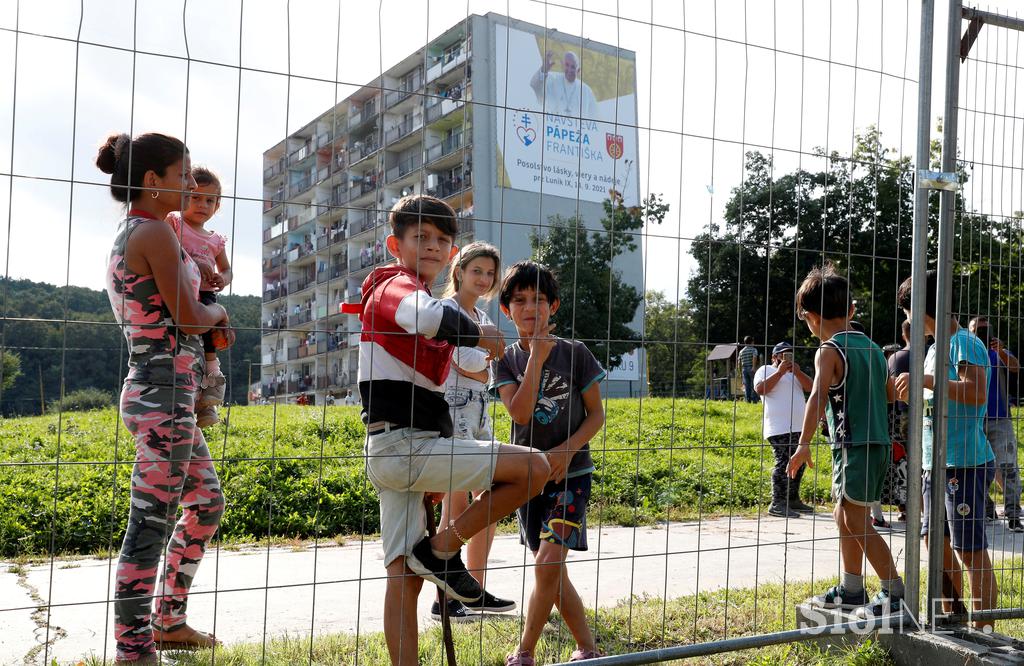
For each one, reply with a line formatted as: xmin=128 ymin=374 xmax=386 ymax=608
xmin=605 ymin=133 xmax=624 ymax=159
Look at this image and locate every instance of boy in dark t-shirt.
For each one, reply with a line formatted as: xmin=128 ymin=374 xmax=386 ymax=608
xmin=492 ymin=261 xmax=606 ymax=665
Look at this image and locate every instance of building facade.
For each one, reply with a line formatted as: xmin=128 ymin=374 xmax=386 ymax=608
xmin=259 ymin=13 xmax=644 ymax=405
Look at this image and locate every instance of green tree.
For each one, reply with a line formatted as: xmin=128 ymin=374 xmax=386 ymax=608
xmin=531 ymin=192 xmax=668 ymax=368
xmin=1 ymin=350 xmax=21 ymax=391
xmin=643 ymin=291 xmax=701 ymax=397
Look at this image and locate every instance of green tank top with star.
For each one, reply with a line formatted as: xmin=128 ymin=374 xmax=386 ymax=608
xmin=820 ymin=330 xmax=891 ymax=449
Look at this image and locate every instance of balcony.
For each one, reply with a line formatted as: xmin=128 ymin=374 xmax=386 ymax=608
xmin=385 ymin=118 xmax=422 ymax=145
xmin=289 ymin=175 xmax=313 ymax=197
xmin=425 ymin=95 xmax=467 ymax=124
xmin=350 ymin=138 xmax=381 ymax=165
xmin=262 ymin=317 xmax=286 ymax=335
xmin=288 ymin=141 xmax=313 ymax=165
xmin=424 ymin=130 xmax=468 ymax=164
xmin=348 ymin=101 xmax=378 ymax=129
xmin=427 ymin=172 xmax=472 ymax=200
xmin=315 ymin=131 xmax=334 ymax=149
xmin=386 ymin=153 xmax=423 ymax=183
xmin=263 ymin=186 xmax=286 ymax=213
xmin=426 ymin=44 xmax=469 ymax=82
xmin=287 ymin=308 xmax=314 ymax=328
xmin=263 ymin=284 xmax=288 ymax=303
xmin=263 ymin=157 xmax=286 ymax=181
xmin=288 ymin=272 xmax=315 ymax=294
xmin=262 ymin=220 xmax=285 ymax=243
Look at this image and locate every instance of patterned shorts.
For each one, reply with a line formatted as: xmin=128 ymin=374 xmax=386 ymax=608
xmin=518 ymin=473 xmax=591 ymax=552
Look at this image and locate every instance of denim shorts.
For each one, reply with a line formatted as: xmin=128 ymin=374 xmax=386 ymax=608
xmin=921 ymin=461 xmax=995 ymax=551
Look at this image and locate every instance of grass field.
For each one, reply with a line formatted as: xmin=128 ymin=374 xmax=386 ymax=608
xmin=0 ymin=399 xmax=841 ymax=558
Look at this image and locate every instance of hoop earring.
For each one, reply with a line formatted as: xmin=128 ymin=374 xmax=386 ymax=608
xmin=151 ymin=191 xmax=160 ymax=199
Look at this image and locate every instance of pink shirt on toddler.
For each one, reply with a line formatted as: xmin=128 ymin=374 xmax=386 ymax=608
xmin=167 ymin=211 xmax=227 ymax=292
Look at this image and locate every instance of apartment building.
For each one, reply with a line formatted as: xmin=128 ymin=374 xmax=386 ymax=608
xmin=259 ymin=13 xmax=643 ymax=405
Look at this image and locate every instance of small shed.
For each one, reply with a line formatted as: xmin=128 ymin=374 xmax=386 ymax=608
xmin=706 ymin=344 xmax=741 ymax=400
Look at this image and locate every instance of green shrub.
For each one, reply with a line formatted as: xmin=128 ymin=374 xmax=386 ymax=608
xmin=47 ymin=387 xmax=116 ymax=413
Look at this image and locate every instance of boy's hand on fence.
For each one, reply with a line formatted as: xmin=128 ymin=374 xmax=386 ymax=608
xmin=546 ymin=445 xmax=571 ymax=484
xmin=208 ymin=273 xmax=226 ymax=290
xmin=894 ymin=372 xmax=910 ymax=402
xmin=788 ymin=444 xmax=813 ymax=479
xmin=531 ymin=324 xmax=558 ymax=364
xmin=477 ymin=324 xmax=505 ymax=361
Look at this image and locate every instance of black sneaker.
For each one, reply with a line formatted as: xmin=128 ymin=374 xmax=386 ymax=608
xmin=406 ymin=538 xmax=482 ymax=603
xmin=986 ymin=500 xmax=998 ymax=522
xmin=788 ymin=499 xmax=815 ymax=513
xmin=430 ymin=598 xmax=475 ymax=623
xmin=809 ymin=584 xmax=868 ymax=610
xmin=854 ymin=589 xmax=904 ymax=619
xmin=1007 ymin=518 xmax=1024 ymax=533
xmin=768 ymin=503 xmax=801 ymax=518
xmin=463 ymin=590 xmax=517 ymax=613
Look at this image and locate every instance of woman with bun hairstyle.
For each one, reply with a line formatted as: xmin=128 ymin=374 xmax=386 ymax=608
xmin=98 ymin=132 xmax=232 ymax=663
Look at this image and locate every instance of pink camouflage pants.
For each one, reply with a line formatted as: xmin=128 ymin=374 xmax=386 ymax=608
xmin=114 ymin=382 xmax=225 ymax=661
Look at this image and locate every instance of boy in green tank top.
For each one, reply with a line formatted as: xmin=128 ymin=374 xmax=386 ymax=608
xmin=788 ymin=264 xmax=906 ymax=618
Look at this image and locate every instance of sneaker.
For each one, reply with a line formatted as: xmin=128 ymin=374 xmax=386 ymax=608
xmin=809 ymin=584 xmax=868 ymax=610
xmin=406 ymin=537 xmax=482 ymax=603
xmin=198 ymin=372 xmax=227 ymax=408
xmin=986 ymin=501 xmax=998 ymax=522
xmin=1007 ymin=518 xmax=1024 ymax=533
xmin=768 ymin=503 xmax=801 ymax=518
xmin=196 ymin=405 xmax=219 ymax=428
xmin=854 ymin=589 xmax=904 ymax=619
xmin=462 ymin=590 xmax=517 ymax=613
xmin=430 ymin=598 xmax=474 ymax=623
xmin=570 ymin=648 xmax=604 ymax=661
xmin=505 ymin=651 xmax=535 ymax=666
xmin=872 ymin=517 xmax=891 ymax=529
xmin=788 ymin=499 xmax=815 ymax=513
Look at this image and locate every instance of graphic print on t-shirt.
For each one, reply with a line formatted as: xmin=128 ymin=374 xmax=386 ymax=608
xmin=534 ymin=368 xmax=570 ymax=425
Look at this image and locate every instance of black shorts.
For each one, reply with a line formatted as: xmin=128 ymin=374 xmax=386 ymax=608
xmin=517 ymin=473 xmax=591 ymax=552
xmin=199 ymin=290 xmax=218 ymax=354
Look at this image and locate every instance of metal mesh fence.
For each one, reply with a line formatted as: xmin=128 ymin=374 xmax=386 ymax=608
xmin=1 ymin=1 xmax=1023 ymax=665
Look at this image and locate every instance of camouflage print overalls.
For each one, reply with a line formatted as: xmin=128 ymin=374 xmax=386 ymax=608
xmin=106 ymin=213 xmax=225 ymax=662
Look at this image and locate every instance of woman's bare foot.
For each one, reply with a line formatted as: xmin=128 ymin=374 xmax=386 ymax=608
xmin=151 ymin=624 xmax=219 ymax=650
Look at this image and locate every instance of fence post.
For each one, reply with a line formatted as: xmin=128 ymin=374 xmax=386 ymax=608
xmin=905 ymin=0 xmax=937 ymax=626
xmin=926 ymin=0 xmax=963 ymax=627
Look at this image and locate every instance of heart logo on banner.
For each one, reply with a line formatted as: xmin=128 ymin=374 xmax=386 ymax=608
xmin=516 ymin=126 xmax=536 ymax=146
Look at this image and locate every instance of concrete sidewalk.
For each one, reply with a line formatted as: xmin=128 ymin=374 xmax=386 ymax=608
xmin=1 ymin=514 xmax=1017 ymax=665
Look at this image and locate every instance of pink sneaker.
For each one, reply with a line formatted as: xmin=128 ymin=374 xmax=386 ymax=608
xmin=570 ymin=648 xmax=604 ymax=661
xmin=505 ymin=651 xmax=535 ymax=666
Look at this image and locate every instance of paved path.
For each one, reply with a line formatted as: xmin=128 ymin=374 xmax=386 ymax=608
xmin=2 ymin=515 xmax=1022 ymax=665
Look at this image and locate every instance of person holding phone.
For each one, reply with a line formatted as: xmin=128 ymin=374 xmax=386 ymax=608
xmin=755 ymin=341 xmax=814 ymax=517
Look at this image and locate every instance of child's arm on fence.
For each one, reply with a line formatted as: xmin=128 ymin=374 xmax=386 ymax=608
xmin=789 ymin=346 xmax=840 ymax=477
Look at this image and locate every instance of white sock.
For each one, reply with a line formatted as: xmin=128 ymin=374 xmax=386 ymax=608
xmin=842 ymin=571 xmax=864 ymax=594
xmin=207 ymin=358 xmax=220 ymax=376
xmin=881 ymin=577 xmax=905 ymax=598
xmin=431 ymin=546 xmax=458 ymax=561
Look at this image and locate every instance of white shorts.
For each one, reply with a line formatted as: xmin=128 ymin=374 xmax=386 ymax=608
xmin=364 ymin=425 xmax=500 ymax=566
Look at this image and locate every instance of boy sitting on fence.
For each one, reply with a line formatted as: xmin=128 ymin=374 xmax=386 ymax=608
xmin=357 ymin=195 xmax=549 ymax=666
xmin=894 ymin=270 xmax=997 ymax=631
xmin=492 ymin=261 xmax=606 ymax=665
xmin=788 ymin=263 xmax=907 ymax=618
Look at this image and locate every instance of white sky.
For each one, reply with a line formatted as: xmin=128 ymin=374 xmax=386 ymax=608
xmin=0 ymin=0 xmax=1020 ymax=300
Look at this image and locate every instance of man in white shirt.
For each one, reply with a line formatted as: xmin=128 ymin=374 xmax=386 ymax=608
xmin=755 ymin=341 xmax=814 ymax=517
xmin=530 ymin=50 xmax=599 ymax=118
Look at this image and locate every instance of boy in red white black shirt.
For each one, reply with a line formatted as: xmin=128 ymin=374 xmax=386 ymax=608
xmin=357 ymin=195 xmax=550 ymax=666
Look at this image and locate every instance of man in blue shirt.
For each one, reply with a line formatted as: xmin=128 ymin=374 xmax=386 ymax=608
xmin=969 ymin=317 xmax=1023 ymax=532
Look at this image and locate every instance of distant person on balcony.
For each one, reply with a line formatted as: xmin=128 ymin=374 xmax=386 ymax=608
xmin=530 ymin=50 xmax=598 ymax=119
xmin=167 ymin=166 xmax=233 ymax=428
xmin=97 ymin=132 xmax=234 ymax=663
xmin=434 ymin=241 xmax=517 ymax=621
